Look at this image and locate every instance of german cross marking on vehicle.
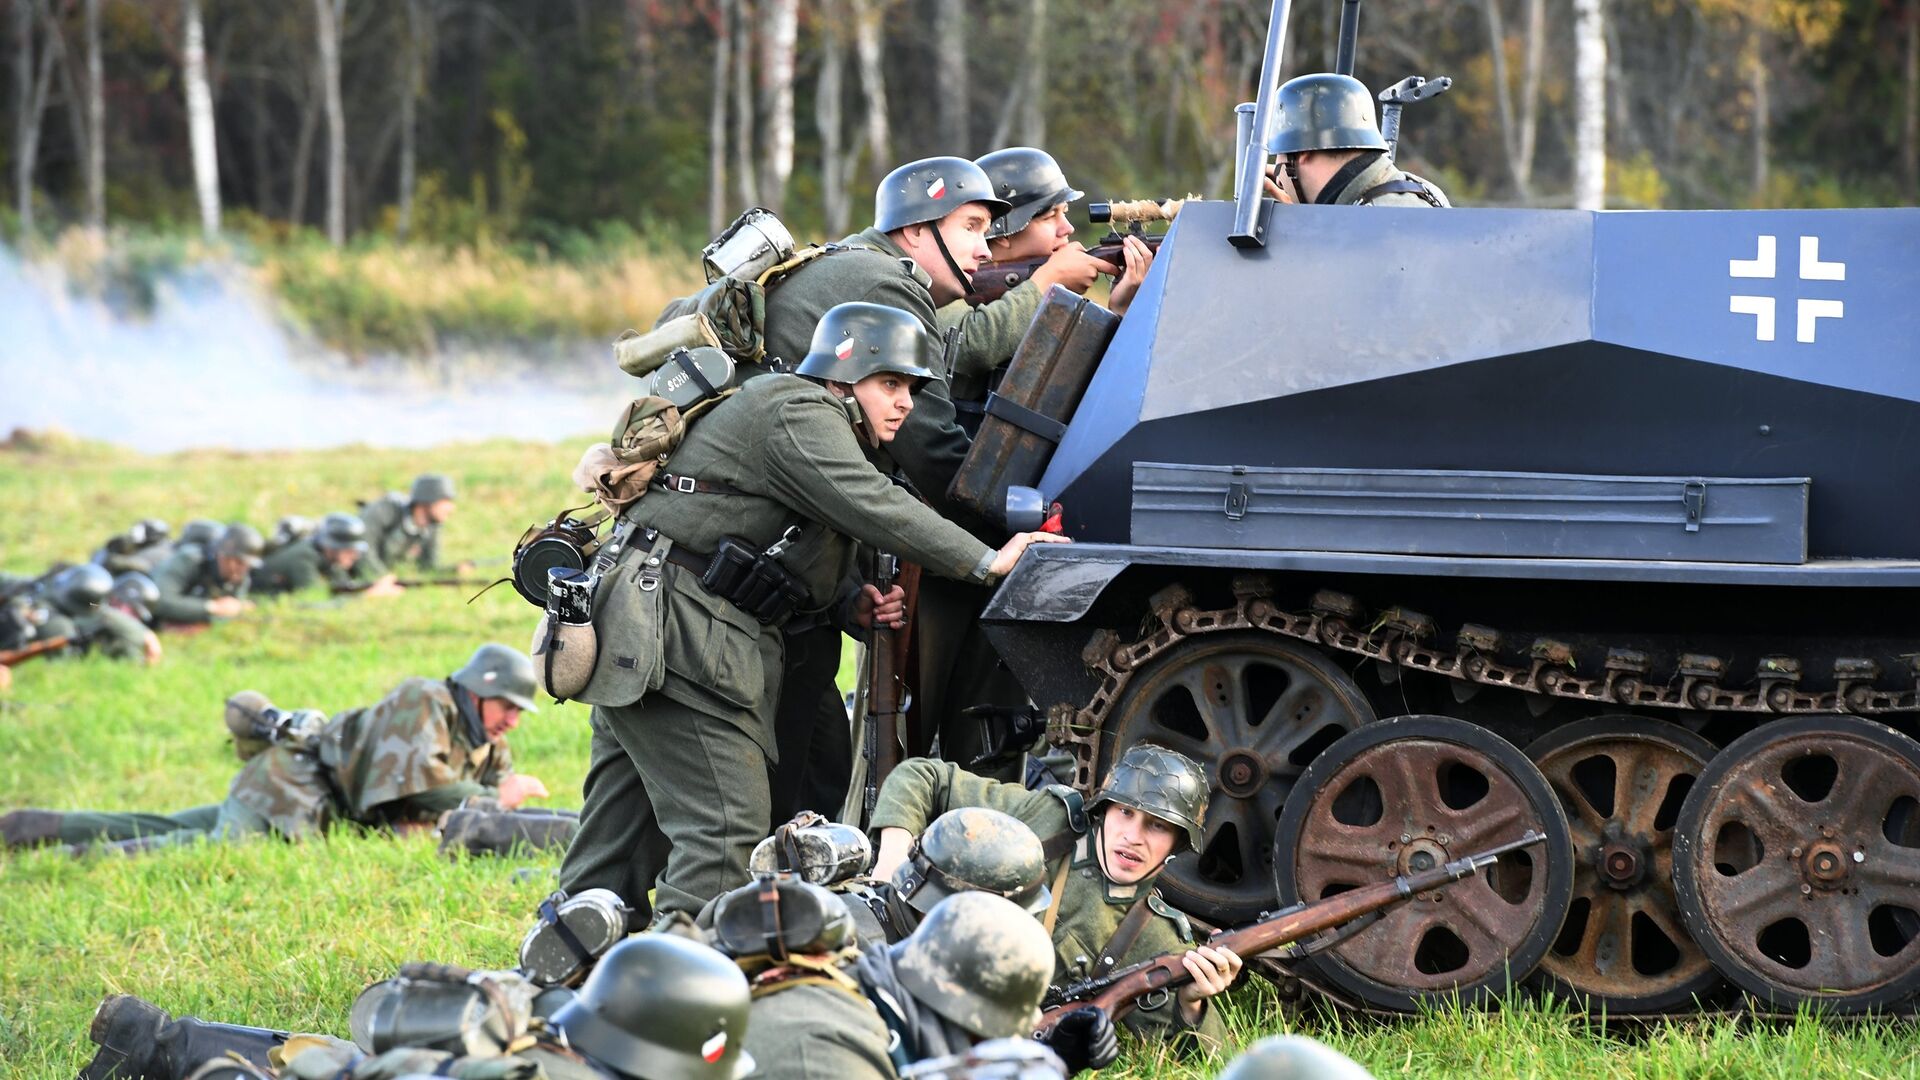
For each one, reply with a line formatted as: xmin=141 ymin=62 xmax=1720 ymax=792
xmin=1728 ymin=234 xmax=1846 ymax=344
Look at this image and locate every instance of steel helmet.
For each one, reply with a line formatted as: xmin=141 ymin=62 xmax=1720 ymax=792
xmin=1091 ymin=743 xmax=1209 ymax=852
xmin=549 ymin=934 xmax=756 ymax=1080
xmin=875 ymin=156 xmax=1012 ymax=233
xmin=1266 ymin=73 xmax=1390 ymax=155
xmin=1216 ymin=1035 xmax=1378 ymax=1080
xmin=892 ymin=807 xmax=1051 ymax=920
xmin=794 ymin=302 xmax=937 ymax=388
xmin=215 ymin=524 xmax=267 ymax=566
xmin=315 ymin=512 xmax=370 ymax=554
xmin=889 ymin=892 xmax=1054 ymax=1040
xmin=411 ymin=473 xmax=457 ymax=505
xmin=977 ymin=147 xmax=1084 ymax=238
xmin=51 ymin=564 xmax=113 ymax=614
xmin=450 ymin=643 xmax=540 ymax=713
xmin=111 ymin=572 xmax=160 ymax=608
xmin=178 ymin=519 xmax=223 ymax=550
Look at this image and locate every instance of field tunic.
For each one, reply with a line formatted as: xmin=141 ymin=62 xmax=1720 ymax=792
xmin=742 ymin=979 xmax=896 ymax=1080
xmin=37 ymin=604 xmax=149 ymax=661
xmin=871 ymin=758 xmax=1224 ymax=1046
xmin=149 ymin=543 xmax=252 ymax=624
xmin=1327 ymin=152 xmax=1450 ymax=207
xmin=359 ymin=493 xmax=441 ymax=573
xmin=249 ymin=539 xmax=370 ymax=596
xmin=228 ymin=676 xmax=509 ymax=837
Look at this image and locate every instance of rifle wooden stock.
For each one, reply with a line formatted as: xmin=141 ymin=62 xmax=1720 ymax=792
xmin=969 ymin=234 xmax=1166 ymax=306
xmin=1034 ymin=833 xmax=1540 ymax=1034
xmin=867 ymin=560 xmax=919 ymax=787
xmin=0 ymin=636 xmax=72 ymax=667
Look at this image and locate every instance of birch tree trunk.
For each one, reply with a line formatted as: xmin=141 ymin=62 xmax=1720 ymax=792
xmin=732 ymin=0 xmax=758 ymax=207
xmin=1571 ymin=0 xmax=1606 ymax=210
xmin=850 ymin=0 xmax=890 ymax=175
xmin=816 ymin=0 xmax=849 ymax=234
xmin=1016 ymin=0 xmax=1045 ymax=146
xmin=397 ymin=0 xmax=424 ymax=240
xmin=934 ymin=0 xmax=968 ymax=152
xmin=183 ymin=0 xmax=221 ymax=238
xmin=82 ymin=0 xmax=103 ymax=229
xmin=1748 ymin=24 xmax=1769 ymax=205
xmin=313 ymin=0 xmax=346 ymax=245
xmin=757 ymin=0 xmax=797 ymax=214
xmin=1515 ymin=0 xmax=1544 ymax=196
xmin=1905 ymin=0 xmax=1918 ymax=199
xmin=708 ymin=0 xmax=732 ymax=234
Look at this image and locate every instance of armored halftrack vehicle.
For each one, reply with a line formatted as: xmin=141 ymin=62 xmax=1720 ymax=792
xmin=967 ymin=0 xmax=1920 ymax=1018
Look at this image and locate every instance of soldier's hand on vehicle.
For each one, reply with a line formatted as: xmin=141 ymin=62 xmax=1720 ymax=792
xmin=873 ymin=826 xmax=916 ymax=881
xmin=363 ymin=574 xmax=406 ymax=599
xmin=1107 ymin=235 xmax=1156 ymax=315
xmin=1175 ymin=944 xmax=1243 ymax=1021
xmin=989 ymin=531 xmax=1072 ymax=580
xmin=139 ymin=631 xmax=163 ymax=666
xmin=497 ymin=773 xmax=550 ymax=810
xmin=1033 ymin=242 xmax=1121 ymax=295
xmin=206 ymin=596 xmax=250 ymax=619
xmin=854 ymin=583 xmax=908 ymax=630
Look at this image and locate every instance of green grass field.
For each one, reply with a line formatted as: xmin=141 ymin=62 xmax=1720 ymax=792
xmin=3 ymin=438 xmax=1918 ymax=1078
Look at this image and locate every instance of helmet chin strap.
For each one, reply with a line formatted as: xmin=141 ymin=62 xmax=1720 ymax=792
xmin=834 ymin=384 xmax=883 ymax=449
xmin=928 ymin=225 xmax=977 ymax=301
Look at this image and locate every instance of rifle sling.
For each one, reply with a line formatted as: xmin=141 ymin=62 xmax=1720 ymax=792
xmin=1040 ymin=858 xmax=1073 ymax=936
xmin=1093 ymin=893 xmax=1157 ymax=979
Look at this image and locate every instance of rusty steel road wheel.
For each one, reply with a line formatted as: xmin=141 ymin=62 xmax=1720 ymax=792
xmin=1274 ymin=714 xmax=1574 ymax=1011
xmin=1671 ymin=715 xmax=1920 ymax=1012
xmin=1525 ymin=716 xmax=1725 ymax=1012
xmin=1099 ymin=633 xmax=1377 ymax=923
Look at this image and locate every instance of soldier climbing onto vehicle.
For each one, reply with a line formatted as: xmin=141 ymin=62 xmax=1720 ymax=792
xmin=870 ymin=744 xmax=1240 ymax=1046
xmin=149 ymin=523 xmax=262 ymax=626
xmin=555 ymin=302 xmax=1065 ymax=928
xmin=0 ymin=643 xmax=548 ymax=854
xmin=1262 ymin=73 xmax=1450 ymax=207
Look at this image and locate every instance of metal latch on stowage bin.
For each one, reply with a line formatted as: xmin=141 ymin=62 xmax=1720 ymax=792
xmin=1683 ymin=481 xmax=1707 ymax=533
xmin=1225 ymin=467 xmax=1250 ymax=522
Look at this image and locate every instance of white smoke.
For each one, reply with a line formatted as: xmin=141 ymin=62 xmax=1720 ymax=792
xmin=0 ymin=246 xmax=633 ymax=452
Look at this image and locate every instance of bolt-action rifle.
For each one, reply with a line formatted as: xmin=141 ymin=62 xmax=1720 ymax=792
xmin=0 ymin=635 xmax=75 ymax=668
xmin=1034 ymin=831 xmax=1544 ymax=1035
xmin=859 ymin=552 xmax=917 ymax=820
xmin=329 ymin=577 xmax=495 ymax=596
xmin=967 ymin=198 xmax=1192 ymax=306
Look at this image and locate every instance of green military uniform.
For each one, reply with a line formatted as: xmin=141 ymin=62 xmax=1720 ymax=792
xmin=1321 ymin=152 xmax=1448 ymax=207
xmin=249 ymin=539 xmax=372 ymax=596
xmin=934 ymin=281 xmax=1046 ymax=407
xmin=48 ymin=676 xmax=512 ymax=848
xmin=359 ymin=494 xmax=436 ymax=574
xmin=36 ymin=604 xmax=149 ymax=662
xmin=743 ymin=979 xmax=894 ymax=1080
xmin=149 ymin=545 xmax=250 ymax=625
xmin=559 ymin=374 xmax=993 ymax=923
xmin=276 ymin=1037 xmax=611 ymax=1080
xmin=871 ymin=758 xmax=1224 ymax=1045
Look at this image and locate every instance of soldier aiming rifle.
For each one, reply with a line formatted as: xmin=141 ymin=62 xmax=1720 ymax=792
xmin=968 ymin=196 xmax=1184 ymax=308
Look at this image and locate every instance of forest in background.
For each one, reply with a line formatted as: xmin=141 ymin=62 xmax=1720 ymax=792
xmin=5 ymin=0 xmax=1918 ymax=350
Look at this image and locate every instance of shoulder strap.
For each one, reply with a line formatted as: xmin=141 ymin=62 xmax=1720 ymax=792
xmin=1039 ymin=858 xmax=1073 ymax=936
xmin=1356 ymin=178 xmax=1445 ymax=207
xmin=1092 ymin=893 xmax=1157 ymax=978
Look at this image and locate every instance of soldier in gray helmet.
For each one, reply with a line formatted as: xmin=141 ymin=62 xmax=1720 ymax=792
xmin=740 ymin=889 xmax=1091 ymax=1080
xmin=871 ymin=743 xmax=1238 ymax=1046
xmin=1216 ymin=1036 xmax=1377 ymax=1080
xmin=85 ymin=934 xmax=755 ymax=1080
xmin=1262 ymin=73 xmax=1449 ymax=207
xmin=557 ymin=302 xmax=1065 ymax=929
xmin=683 ymin=155 xmax=1013 ymax=826
xmin=178 ymin=518 xmax=223 ymax=550
xmin=843 ymin=806 xmax=1053 ymax=946
xmin=93 ymin=517 xmax=175 ymax=575
xmin=150 ymin=523 xmax=262 ymax=625
xmin=108 ymin=571 xmax=162 ymax=628
xmin=360 ymin=473 xmax=462 ymax=575
xmin=33 ymin=563 xmax=161 ymax=664
xmin=0 ymin=643 xmax=547 ymax=854
xmin=251 ymin=512 xmax=402 ymax=598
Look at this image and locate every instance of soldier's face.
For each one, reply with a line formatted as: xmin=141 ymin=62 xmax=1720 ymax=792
xmin=1097 ymin=804 xmax=1179 ymax=885
xmin=216 ymin=555 xmax=252 ymax=584
xmin=847 ymin=373 xmax=916 ymax=444
xmin=992 ymin=202 xmax=1074 ymax=262
xmin=479 ymin=697 xmax=523 ymax=740
xmin=423 ymin=498 xmax=456 ymax=524
xmin=902 ymin=205 xmax=994 ymax=304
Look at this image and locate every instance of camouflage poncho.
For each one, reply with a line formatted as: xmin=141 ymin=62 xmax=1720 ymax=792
xmin=226 ymin=676 xmax=510 ymax=837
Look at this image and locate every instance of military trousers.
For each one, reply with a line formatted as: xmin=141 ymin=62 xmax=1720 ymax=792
xmin=55 ymin=801 xmax=269 ymax=847
xmin=769 ymin=624 xmax=853 ymax=822
xmin=916 ymin=575 xmax=1030 ymax=781
xmin=557 ymin=695 xmax=772 ymax=922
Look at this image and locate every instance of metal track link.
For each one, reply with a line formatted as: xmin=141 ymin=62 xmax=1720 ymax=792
xmin=1047 ymin=573 xmax=1920 ymax=796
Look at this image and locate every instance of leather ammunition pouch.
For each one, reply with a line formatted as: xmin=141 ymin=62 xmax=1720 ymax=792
xmin=652 ymin=526 xmax=810 ymax=626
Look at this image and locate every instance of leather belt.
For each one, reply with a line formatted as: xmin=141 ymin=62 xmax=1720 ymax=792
xmin=655 ymin=472 xmax=749 ymax=496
